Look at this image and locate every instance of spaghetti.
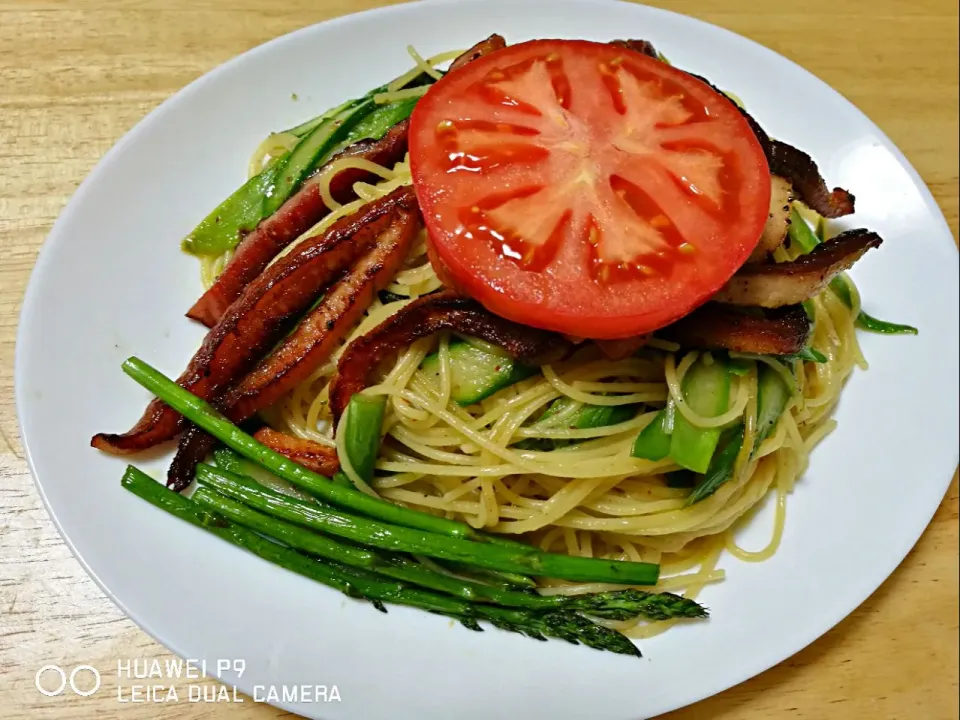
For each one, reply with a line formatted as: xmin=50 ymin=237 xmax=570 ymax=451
xmin=197 ymin=86 xmax=864 ymax=641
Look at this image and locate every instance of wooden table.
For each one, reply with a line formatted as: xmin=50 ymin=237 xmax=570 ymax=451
xmin=1 ymin=1 xmax=957 ymax=718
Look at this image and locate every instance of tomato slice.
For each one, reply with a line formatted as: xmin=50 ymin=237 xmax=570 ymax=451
xmin=409 ymin=39 xmax=770 ymax=339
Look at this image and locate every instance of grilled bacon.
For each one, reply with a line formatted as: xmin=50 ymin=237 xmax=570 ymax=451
xmin=596 ymin=335 xmax=650 ymax=360
xmin=659 ymin=304 xmax=811 ymax=355
xmin=186 ymin=121 xmax=412 ymax=328
xmin=609 ymin=39 xmax=659 ymax=59
xmin=449 ymin=34 xmax=507 ymax=71
xmin=715 ymin=229 xmax=882 ymax=308
xmin=228 ymin=203 xmax=420 ymax=419
xmin=187 ymin=33 xmax=508 ymax=329
xmin=91 ymin=189 xmax=412 ymax=456
xmin=769 ymin=140 xmax=855 ymax=219
xmin=329 ymin=292 xmax=571 ymax=424
xmin=166 ymin=194 xmax=421 ymax=490
xmin=253 ymin=428 xmax=340 ymax=476
xmin=680 ymin=63 xmax=853 ymax=223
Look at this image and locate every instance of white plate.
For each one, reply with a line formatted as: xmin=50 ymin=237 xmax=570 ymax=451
xmin=16 ymin=1 xmax=959 ymax=718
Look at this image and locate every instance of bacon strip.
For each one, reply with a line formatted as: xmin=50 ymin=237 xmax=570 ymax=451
xmin=449 ymin=34 xmax=506 ymax=71
xmin=186 ymin=121 xmax=411 ymax=327
xmin=91 ymin=189 xmax=413 ymax=455
xmin=769 ymin=140 xmax=855 ymax=218
xmin=682 ymin=66 xmax=855 ymax=222
xmin=609 ymin=39 xmax=659 ymax=59
xmin=623 ymin=44 xmax=854 ymax=225
xmin=185 ymin=34 xmax=508 ymax=329
xmin=596 ymin=335 xmax=650 ymax=361
xmin=253 ymin=428 xmax=340 ymax=477
xmin=683 ymin=70 xmax=774 ymax=164
xmin=659 ymin=304 xmax=811 ymax=356
xmin=714 ymin=229 xmax=881 ymax=307
xmin=228 ymin=206 xmax=421 ymax=419
xmin=329 ymin=292 xmax=571 ymax=425
xmin=166 ymin=197 xmax=421 ymax=490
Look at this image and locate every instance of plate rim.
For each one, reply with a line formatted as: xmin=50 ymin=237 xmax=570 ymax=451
xmin=14 ymin=0 xmax=959 ymax=717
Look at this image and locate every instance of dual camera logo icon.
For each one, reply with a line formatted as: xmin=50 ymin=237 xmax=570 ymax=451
xmin=35 ymin=665 xmax=101 ymax=697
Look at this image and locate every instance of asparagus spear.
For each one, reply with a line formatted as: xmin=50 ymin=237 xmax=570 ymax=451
xmin=440 ymin=562 xmax=538 ymax=592
xmin=212 ymin=446 xmax=320 ymax=500
xmin=631 ymin=408 xmax=671 ymax=461
xmin=753 ymin=365 xmax=791 ymax=452
xmin=121 ymin=357 xmax=530 ymax=547
xmin=670 ymin=354 xmax=731 ymax=474
xmin=213 ymin=446 xmax=247 ymax=475
xmin=214 ymin=455 xmax=542 ymax=591
xmin=195 ymin=464 xmax=659 ymax=585
xmin=686 ymin=424 xmax=744 ymax=505
xmin=215 ymin=450 xmax=535 ymax=590
xmin=342 ymin=394 xmax=387 ymax=483
xmin=321 ymin=562 xmax=643 ymax=656
xmin=121 ymin=358 xmax=658 ymax=585
xmin=193 ymin=481 xmax=703 ymax=620
xmin=121 ymin=467 xmax=643 ymax=657
xmin=192 ymin=485 xmax=524 ymax=604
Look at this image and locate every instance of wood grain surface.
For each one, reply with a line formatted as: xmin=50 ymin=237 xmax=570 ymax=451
xmin=1 ymin=1 xmax=957 ymax=718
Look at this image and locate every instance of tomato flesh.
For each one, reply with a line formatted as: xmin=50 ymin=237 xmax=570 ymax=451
xmin=409 ymin=39 xmax=770 ymax=339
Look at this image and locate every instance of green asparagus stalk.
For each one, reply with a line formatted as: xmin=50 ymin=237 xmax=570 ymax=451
xmin=124 ymin=357 xmax=656 ymax=583
xmin=213 ymin=447 xmax=247 ymax=475
xmin=440 ymin=562 xmax=538 ymax=592
xmin=121 ymin=467 xmax=644 ymax=657
xmin=192 ymin=485 xmax=523 ymax=605
xmin=670 ymin=354 xmax=731 ymax=474
xmin=853 ymin=311 xmax=918 ymax=335
xmin=121 ymin=357 xmax=527 ymax=548
xmin=212 ymin=454 xmax=531 ymax=590
xmin=686 ymin=424 xmax=744 ymax=505
xmin=321 ymin=562 xmax=643 ymax=656
xmin=753 ymin=365 xmax=791 ymax=452
xmin=342 ymin=394 xmax=387 ymax=483
xmin=212 ymin=446 xmax=318 ymax=502
xmin=195 ymin=464 xmax=659 ymax=585
xmin=631 ymin=408 xmax=671 ymax=461
xmin=193 ymin=481 xmax=702 ymax=620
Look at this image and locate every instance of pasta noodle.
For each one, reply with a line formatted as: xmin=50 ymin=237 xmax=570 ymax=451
xmin=199 ymin=87 xmax=864 ymax=638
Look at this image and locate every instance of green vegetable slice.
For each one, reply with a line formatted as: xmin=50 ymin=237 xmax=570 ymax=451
xmin=262 ymin=102 xmax=373 ymax=218
xmin=754 ymin=365 xmax=791 ymax=452
xmin=421 ymin=339 xmax=536 ymax=405
xmin=342 ymin=394 xmax=387 ymax=483
xmin=782 ymin=347 xmax=828 ymax=364
xmin=855 ymin=312 xmax=918 ymax=335
xmin=787 ymin=207 xmax=821 ymax=253
xmin=541 ymin=397 xmax=636 ymax=430
xmin=829 ymin=274 xmax=918 ymax=335
xmin=669 ymin=355 xmax=731 ymax=474
xmin=182 ymin=163 xmax=285 ymax=256
xmin=183 ymin=75 xmax=435 ymax=257
xmin=687 ymin=425 xmax=744 ymax=505
xmin=631 ymin=409 xmax=672 ymax=461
